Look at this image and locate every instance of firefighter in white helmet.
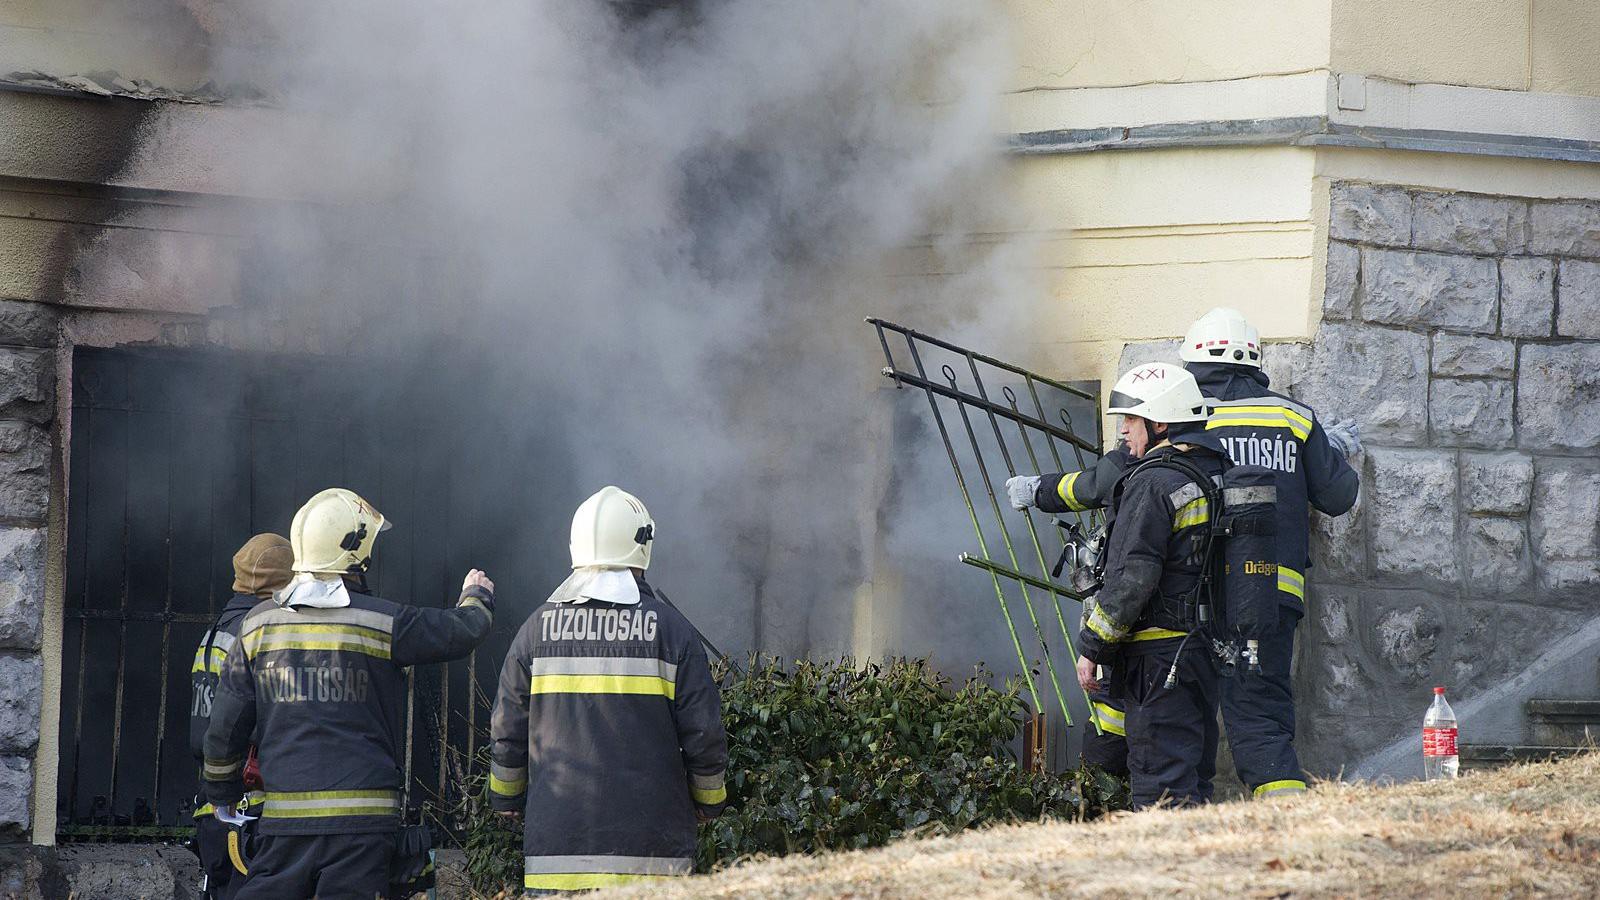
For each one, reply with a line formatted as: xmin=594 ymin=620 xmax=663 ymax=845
xmin=203 ymin=488 xmax=496 ymax=899
xmin=490 ymin=486 xmax=728 ymax=894
xmin=1071 ymin=362 xmax=1227 ymax=807
xmin=1008 ymin=308 xmax=1361 ymax=799
xmin=1179 ymin=307 xmax=1359 ymax=798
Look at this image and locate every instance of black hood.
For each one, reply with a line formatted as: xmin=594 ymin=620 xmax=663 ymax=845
xmin=1186 ymin=361 xmax=1271 ymax=396
xmin=1167 ymin=419 xmax=1224 ymax=453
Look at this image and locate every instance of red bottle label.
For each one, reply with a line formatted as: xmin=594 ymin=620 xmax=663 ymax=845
xmin=1423 ymin=726 xmax=1458 ymax=757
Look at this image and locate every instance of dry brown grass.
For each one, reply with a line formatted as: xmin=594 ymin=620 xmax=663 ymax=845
xmin=602 ymin=753 xmax=1600 ymax=899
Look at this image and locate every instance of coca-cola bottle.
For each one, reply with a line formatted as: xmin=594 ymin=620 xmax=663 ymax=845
xmin=1422 ymin=686 xmax=1459 ymax=780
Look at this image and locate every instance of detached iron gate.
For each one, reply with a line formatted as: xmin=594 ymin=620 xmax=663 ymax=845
xmin=869 ymin=318 xmax=1103 ymax=769
xmin=57 ymin=347 xmax=501 ymax=839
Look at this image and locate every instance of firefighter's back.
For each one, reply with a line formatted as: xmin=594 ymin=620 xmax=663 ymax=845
xmin=522 ymin=586 xmax=701 ymax=860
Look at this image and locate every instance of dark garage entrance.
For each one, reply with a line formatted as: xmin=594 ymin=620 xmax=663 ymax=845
xmin=56 ymin=346 xmax=555 ymax=838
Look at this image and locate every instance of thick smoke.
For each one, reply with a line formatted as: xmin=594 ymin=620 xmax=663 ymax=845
xmin=116 ymin=0 xmax=1038 ymax=667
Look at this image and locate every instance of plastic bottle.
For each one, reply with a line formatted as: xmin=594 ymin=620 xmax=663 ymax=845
xmin=1422 ymin=686 xmax=1459 ymax=780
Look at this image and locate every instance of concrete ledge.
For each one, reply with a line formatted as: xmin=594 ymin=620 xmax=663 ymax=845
xmin=1013 ymin=117 xmax=1600 ymax=165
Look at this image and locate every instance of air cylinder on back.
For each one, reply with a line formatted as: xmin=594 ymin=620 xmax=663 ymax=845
xmin=1219 ymin=465 xmax=1279 ymax=640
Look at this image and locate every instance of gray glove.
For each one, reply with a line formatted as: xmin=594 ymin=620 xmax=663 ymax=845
xmin=1005 ymin=475 xmax=1041 ymax=511
xmin=1325 ymin=418 xmax=1362 ymax=459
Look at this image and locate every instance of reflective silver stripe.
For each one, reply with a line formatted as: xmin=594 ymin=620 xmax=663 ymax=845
xmin=491 ymin=762 xmax=527 ymax=783
xmin=263 ymin=793 xmax=401 ymax=812
xmin=527 ymin=656 xmax=678 ymax=681
xmin=242 ymin=605 xmax=394 ymax=636
xmin=208 ymin=630 xmax=238 ymax=653
xmin=1166 ymin=482 xmax=1203 ymax=509
xmin=249 ymin=631 xmax=392 ymax=652
xmin=690 ymin=772 xmax=725 ymax=791
xmin=1211 ymin=395 xmax=1314 ymax=421
xmin=524 ymin=855 xmax=693 ymax=876
xmin=204 ymin=758 xmax=242 ymax=778
xmin=1223 ymin=486 xmax=1276 ymax=505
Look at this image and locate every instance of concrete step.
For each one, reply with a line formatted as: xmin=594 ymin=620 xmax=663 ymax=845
xmin=1459 ymin=744 xmax=1591 ymax=770
xmin=1527 ymin=699 xmax=1600 ymax=747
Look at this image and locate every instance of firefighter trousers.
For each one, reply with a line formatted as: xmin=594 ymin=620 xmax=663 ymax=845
xmin=1117 ymin=643 xmax=1219 ymax=810
xmin=1221 ymin=614 xmax=1307 ymax=798
xmin=194 ymin=815 xmax=244 ymax=900
xmin=232 ymin=832 xmax=394 ymax=900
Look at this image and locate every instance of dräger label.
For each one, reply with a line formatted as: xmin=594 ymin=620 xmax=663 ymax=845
xmin=1423 ymin=726 xmax=1458 ymax=757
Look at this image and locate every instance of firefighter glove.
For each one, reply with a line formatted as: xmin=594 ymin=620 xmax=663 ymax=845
xmin=1005 ymin=475 xmax=1041 ymax=510
xmin=1325 ymin=418 xmax=1362 ymax=459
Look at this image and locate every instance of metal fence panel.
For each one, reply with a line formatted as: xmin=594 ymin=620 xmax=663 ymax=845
xmin=868 ymin=318 xmax=1103 ymax=769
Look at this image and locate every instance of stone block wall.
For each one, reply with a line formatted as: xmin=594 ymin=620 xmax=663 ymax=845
xmin=0 ymin=300 xmax=54 ymax=838
xmin=1120 ymin=182 xmax=1600 ymax=774
xmin=1287 ymin=182 xmax=1600 ymax=772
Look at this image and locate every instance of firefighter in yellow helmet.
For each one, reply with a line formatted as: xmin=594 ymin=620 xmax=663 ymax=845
xmin=203 ymin=488 xmax=495 ymax=899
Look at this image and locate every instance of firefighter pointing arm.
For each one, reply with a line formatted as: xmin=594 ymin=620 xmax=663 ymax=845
xmin=203 ymin=488 xmax=494 ymax=900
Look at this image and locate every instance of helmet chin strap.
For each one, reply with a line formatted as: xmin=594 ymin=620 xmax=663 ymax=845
xmin=1144 ymin=419 xmax=1165 ymax=451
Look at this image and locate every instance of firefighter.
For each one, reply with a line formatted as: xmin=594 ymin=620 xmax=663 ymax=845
xmin=1070 ymin=362 xmax=1226 ymax=808
xmin=1180 ymin=307 xmax=1359 ymax=799
xmin=202 ymin=488 xmax=495 ymax=900
xmin=489 ymin=486 xmax=728 ymax=895
xmin=189 ymin=533 xmax=292 ymax=900
xmin=1009 ymin=308 xmax=1361 ymax=799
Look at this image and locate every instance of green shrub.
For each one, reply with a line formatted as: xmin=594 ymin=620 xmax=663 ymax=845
xmin=455 ymin=656 xmax=1128 ymax=895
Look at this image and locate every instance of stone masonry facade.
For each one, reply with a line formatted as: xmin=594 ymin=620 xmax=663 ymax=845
xmin=1122 ymin=182 xmax=1600 ymax=774
xmin=0 ymin=300 xmax=55 ymax=839
xmin=1288 ymin=182 xmax=1600 ymax=771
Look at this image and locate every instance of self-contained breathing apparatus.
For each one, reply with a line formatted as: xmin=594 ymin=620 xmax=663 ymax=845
xmin=1058 ymin=452 xmax=1278 ymax=685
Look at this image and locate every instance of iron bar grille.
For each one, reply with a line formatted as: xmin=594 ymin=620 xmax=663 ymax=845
xmin=868 ymin=318 xmax=1104 ymax=765
xmin=57 ymin=347 xmax=502 ymax=840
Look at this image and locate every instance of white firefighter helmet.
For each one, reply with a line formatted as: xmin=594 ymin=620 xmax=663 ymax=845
xmin=1180 ymin=307 xmax=1262 ymax=368
xmin=570 ymin=486 xmax=655 ymax=570
xmin=289 ymin=488 xmax=391 ymax=575
xmin=1106 ymin=362 xmax=1210 ymax=424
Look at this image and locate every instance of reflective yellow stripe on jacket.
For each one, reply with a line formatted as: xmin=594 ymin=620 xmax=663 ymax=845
xmin=1084 ymin=603 xmax=1127 ymax=643
xmin=261 ymin=788 xmax=401 ymax=819
xmin=191 ymin=645 xmax=228 ymax=675
xmin=1172 ymin=497 xmax=1210 ymax=531
xmin=1056 ymin=471 xmax=1092 ymax=512
xmin=690 ymin=771 xmax=727 ymax=806
xmin=489 ymin=762 xmax=527 ymax=798
xmin=1278 ymin=566 xmax=1305 ymax=601
xmin=1206 ymin=403 xmax=1312 ymax=440
xmin=528 ymin=656 xmax=677 ymax=699
xmin=242 ymin=622 xmax=393 ymax=661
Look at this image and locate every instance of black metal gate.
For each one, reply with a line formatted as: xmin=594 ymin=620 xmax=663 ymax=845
xmin=57 ymin=346 xmax=527 ymax=839
xmin=869 ymin=318 xmax=1103 ymax=769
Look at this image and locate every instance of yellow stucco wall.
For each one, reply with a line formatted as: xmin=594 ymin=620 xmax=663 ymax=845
xmin=1005 ymin=0 xmax=1331 ymax=89
xmin=1530 ymin=0 xmax=1600 ymax=97
xmin=1332 ymin=0 xmax=1600 ymax=98
xmin=1009 ymin=146 xmax=1320 ymax=411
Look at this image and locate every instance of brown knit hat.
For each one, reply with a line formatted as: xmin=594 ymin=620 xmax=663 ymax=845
xmin=233 ymin=533 xmax=294 ymax=598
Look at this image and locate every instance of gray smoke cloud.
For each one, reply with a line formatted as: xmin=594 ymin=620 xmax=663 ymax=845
xmin=110 ymin=0 xmax=1041 ymax=669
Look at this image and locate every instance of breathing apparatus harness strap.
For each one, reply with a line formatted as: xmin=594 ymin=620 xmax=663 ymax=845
xmin=1104 ymin=447 xmax=1231 ymax=688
